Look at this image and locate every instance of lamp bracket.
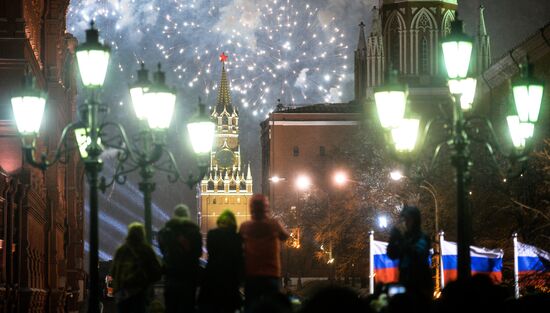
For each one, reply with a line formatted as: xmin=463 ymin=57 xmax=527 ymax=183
xmin=22 ymin=121 xmax=82 ymax=171
xmin=463 ymin=116 xmax=532 ymax=179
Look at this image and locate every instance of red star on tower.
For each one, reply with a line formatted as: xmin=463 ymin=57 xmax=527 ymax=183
xmin=219 ymin=52 xmax=228 ymax=63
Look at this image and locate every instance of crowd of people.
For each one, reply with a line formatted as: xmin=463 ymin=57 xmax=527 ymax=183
xmin=111 ymin=194 xmax=290 ymax=313
xmin=109 ymin=197 xmax=549 ymax=313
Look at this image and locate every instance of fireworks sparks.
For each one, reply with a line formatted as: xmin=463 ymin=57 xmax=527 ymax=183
xmin=68 ymin=0 xmax=350 ymax=119
xmin=67 ymin=0 xmax=353 ymax=258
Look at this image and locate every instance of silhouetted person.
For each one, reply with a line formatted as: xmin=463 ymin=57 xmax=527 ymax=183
xmin=434 ymin=274 xmax=512 ymax=313
xmin=198 ymin=210 xmax=244 ymax=313
xmin=249 ymin=292 xmax=293 ymax=313
xmin=239 ymin=194 xmax=289 ymax=312
xmin=158 ymin=204 xmax=202 ymax=313
xmin=299 ymin=285 xmax=368 ymax=313
xmin=387 ymin=205 xmax=433 ymax=308
xmin=111 ymin=222 xmax=162 ymax=313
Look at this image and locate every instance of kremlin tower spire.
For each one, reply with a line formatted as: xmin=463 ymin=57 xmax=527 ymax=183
xmin=475 ymin=5 xmax=491 ymax=74
xmin=366 ymin=6 xmax=384 ymax=91
xmin=215 ymin=52 xmax=233 ymax=114
xmin=354 ymin=21 xmax=368 ymax=103
xmin=199 ymin=51 xmax=253 ymax=236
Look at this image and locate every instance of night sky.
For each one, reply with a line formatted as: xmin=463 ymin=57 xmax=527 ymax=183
xmin=67 ymin=0 xmax=550 ymax=259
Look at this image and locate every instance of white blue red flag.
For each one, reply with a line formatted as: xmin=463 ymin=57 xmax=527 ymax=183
xmin=441 ymin=239 xmax=503 ymax=284
xmin=516 ymin=241 xmax=550 ymax=275
xmin=372 ymin=240 xmax=400 ymax=283
xmin=513 ymin=238 xmax=550 ymax=298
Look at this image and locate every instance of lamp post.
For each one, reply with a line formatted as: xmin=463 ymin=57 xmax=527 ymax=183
xmin=10 ymin=23 xmax=215 ymax=313
xmin=101 ymin=63 xmax=214 ymax=244
xmin=375 ymin=15 xmax=543 ymax=281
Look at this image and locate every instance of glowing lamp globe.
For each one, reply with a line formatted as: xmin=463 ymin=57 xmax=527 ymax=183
xmin=506 ymin=115 xmax=534 ymax=150
xmin=391 ymin=118 xmax=420 ymax=153
xmin=76 ymin=22 xmax=110 ymax=88
xmin=11 ymin=76 xmax=46 ymax=137
xmin=144 ymin=64 xmax=176 ymax=130
xmin=130 ymin=63 xmax=152 ymax=121
xmin=512 ymin=63 xmax=544 ymax=124
xmin=74 ymin=128 xmax=103 ymax=159
xmin=375 ymin=70 xmax=408 ymax=129
xmin=448 ymin=77 xmax=477 ymax=111
xmin=442 ymin=16 xmax=473 ymax=80
xmin=187 ymin=100 xmax=215 ymax=154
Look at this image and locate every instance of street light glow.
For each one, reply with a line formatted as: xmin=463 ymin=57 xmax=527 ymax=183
xmin=270 ymin=175 xmax=283 ymax=183
xmin=390 ymin=170 xmax=404 ymax=181
xmin=378 ymin=215 xmax=389 ymax=229
xmin=333 ymin=171 xmax=347 ymax=186
xmin=296 ymin=174 xmax=311 ymax=190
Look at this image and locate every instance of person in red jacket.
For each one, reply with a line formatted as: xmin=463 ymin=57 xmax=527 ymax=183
xmin=239 ymin=194 xmax=289 ymax=312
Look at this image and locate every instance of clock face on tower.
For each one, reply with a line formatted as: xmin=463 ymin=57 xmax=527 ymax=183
xmin=215 ymin=149 xmax=235 ymax=169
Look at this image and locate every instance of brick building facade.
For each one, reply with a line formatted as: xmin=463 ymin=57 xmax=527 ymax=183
xmin=0 ymin=1 xmax=85 ymax=312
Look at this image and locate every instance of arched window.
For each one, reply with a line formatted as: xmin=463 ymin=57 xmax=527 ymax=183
xmin=389 ymin=17 xmax=400 ymax=70
xmin=416 ymin=13 xmax=433 ymax=75
xmin=442 ymin=10 xmax=454 ymax=37
xmin=420 ymin=36 xmax=429 ymax=74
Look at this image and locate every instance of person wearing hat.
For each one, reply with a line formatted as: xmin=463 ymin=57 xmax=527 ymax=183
xmin=198 ymin=210 xmax=244 ymax=313
xmin=158 ymin=204 xmax=202 ymax=313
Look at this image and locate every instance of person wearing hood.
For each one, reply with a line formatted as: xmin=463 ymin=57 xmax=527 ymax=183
xmin=239 ymin=194 xmax=289 ymax=312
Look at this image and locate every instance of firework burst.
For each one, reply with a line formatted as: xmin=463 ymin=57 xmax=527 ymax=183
xmin=68 ymin=0 xmax=351 ymax=119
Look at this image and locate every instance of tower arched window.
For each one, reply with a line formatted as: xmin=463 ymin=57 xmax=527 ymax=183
xmin=389 ymin=17 xmax=400 ymax=71
xmin=420 ymin=36 xmax=429 ymax=74
xmin=415 ymin=13 xmax=433 ymax=75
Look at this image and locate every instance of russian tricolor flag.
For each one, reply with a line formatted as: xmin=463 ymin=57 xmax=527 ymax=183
xmin=513 ymin=236 xmax=550 ymax=298
xmin=441 ymin=239 xmax=503 ymax=285
xmin=372 ymin=240 xmax=400 ymax=283
xmin=516 ymin=241 xmax=550 ymax=275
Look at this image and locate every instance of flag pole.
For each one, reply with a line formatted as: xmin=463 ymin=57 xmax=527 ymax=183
xmin=439 ymin=231 xmax=445 ymax=289
xmin=513 ymin=232 xmax=519 ymax=299
xmin=369 ymin=230 xmax=374 ymax=294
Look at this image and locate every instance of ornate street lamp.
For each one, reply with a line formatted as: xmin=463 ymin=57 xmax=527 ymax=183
xmin=12 ymin=22 xmax=109 ymax=313
xmin=375 ymin=14 xmax=544 ymax=282
xmin=75 ymin=22 xmax=110 ymax=88
xmin=11 ymin=22 xmax=214 ymax=313
xmin=100 ymin=65 xmax=214 ymax=245
xmin=100 ymin=62 xmax=176 ymax=245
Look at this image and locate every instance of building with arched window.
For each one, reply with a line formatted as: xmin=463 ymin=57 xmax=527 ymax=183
xmin=355 ymin=0 xmax=491 ymax=104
